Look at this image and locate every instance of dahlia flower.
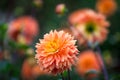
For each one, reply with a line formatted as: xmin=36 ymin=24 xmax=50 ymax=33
xmin=76 ymin=50 xmax=102 ymax=77
xmin=68 ymin=9 xmax=110 ymax=46
xmin=8 ymin=16 xmax=39 ymax=45
xmin=35 ymin=30 xmax=78 ymax=75
xmin=96 ymin=0 xmax=117 ymax=17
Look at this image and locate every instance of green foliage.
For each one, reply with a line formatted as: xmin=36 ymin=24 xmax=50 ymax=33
xmin=0 ymin=23 xmax=8 ymax=41
xmin=8 ymin=40 xmax=29 ymax=50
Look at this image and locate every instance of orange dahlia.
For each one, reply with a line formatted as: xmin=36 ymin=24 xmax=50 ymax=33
xmin=8 ymin=16 xmax=39 ymax=45
xmin=96 ymin=0 xmax=117 ymax=17
xmin=76 ymin=50 xmax=102 ymax=77
xmin=68 ymin=9 xmax=109 ymax=46
xmin=35 ymin=30 xmax=78 ymax=75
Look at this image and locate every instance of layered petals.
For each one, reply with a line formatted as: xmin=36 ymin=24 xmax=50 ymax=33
xmin=35 ymin=30 xmax=78 ymax=75
xmin=69 ymin=9 xmax=110 ymax=46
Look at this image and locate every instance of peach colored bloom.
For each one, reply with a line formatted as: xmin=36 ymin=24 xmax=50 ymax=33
xmin=55 ymin=4 xmax=67 ymax=15
xmin=76 ymin=50 xmax=102 ymax=77
xmin=8 ymin=16 xmax=39 ymax=45
xmin=68 ymin=9 xmax=110 ymax=46
xmin=96 ymin=0 xmax=117 ymax=17
xmin=35 ymin=30 xmax=78 ymax=75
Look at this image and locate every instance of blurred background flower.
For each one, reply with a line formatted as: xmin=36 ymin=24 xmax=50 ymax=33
xmin=55 ymin=3 xmax=67 ymax=16
xmin=76 ymin=50 xmax=102 ymax=78
xmin=96 ymin=0 xmax=117 ymax=17
xmin=21 ymin=57 xmax=46 ymax=80
xmin=7 ymin=16 xmax=39 ymax=45
xmin=69 ymin=9 xmax=110 ymax=47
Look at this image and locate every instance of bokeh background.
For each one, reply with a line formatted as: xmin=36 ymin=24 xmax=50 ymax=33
xmin=0 ymin=0 xmax=120 ymax=80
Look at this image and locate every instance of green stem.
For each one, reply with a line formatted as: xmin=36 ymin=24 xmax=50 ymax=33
xmin=68 ymin=69 xmax=71 ymax=80
xmin=61 ymin=73 xmax=65 ymax=80
xmin=96 ymin=46 xmax=109 ymax=80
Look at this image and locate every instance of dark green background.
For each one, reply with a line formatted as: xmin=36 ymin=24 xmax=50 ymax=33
xmin=0 ymin=0 xmax=120 ymax=80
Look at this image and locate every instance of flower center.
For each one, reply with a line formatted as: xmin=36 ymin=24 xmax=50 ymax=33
xmin=85 ymin=22 xmax=96 ymax=34
xmin=45 ymin=41 xmax=59 ymax=53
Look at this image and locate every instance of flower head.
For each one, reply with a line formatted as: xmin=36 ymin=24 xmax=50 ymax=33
xmin=76 ymin=50 xmax=102 ymax=77
xmin=55 ymin=4 xmax=67 ymax=16
xmin=68 ymin=9 xmax=109 ymax=46
xmin=35 ymin=30 xmax=78 ymax=75
xmin=8 ymin=16 xmax=39 ymax=45
xmin=96 ymin=0 xmax=117 ymax=17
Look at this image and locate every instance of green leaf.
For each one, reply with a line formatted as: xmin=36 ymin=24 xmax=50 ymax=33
xmin=14 ymin=7 xmax=24 ymax=16
xmin=0 ymin=23 xmax=8 ymax=41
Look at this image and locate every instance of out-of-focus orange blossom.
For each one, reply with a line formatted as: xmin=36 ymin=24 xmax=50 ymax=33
xmin=8 ymin=16 xmax=39 ymax=45
xmin=76 ymin=50 xmax=102 ymax=77
xmin=21 ymin=58 xmax=46 ymax=80
xmin=96 ymin=0 xmax=117 ymax=17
